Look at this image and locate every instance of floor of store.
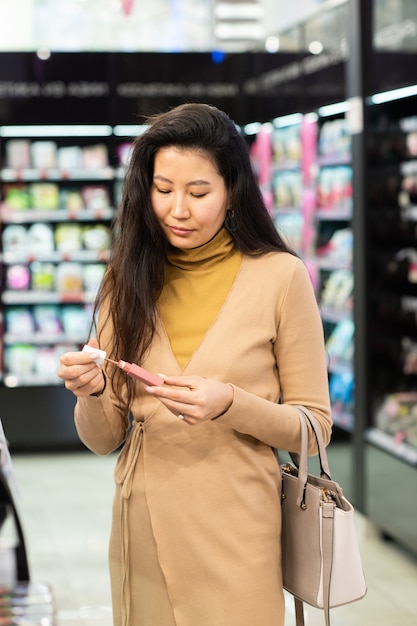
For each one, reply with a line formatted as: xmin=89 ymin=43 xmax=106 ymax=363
xmin=9 ymin=445 xmax=417 ymax=626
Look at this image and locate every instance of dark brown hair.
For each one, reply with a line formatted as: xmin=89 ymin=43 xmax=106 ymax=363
xmin=94 ymin=102 xmax=293 ymax=407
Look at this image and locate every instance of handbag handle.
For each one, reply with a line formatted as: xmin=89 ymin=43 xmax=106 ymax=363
xmin=291 ymin=406 xmax=332 ymax=508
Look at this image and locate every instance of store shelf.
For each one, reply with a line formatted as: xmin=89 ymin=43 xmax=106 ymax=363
xmin=316 ymin=154 xmax=351 ymax=167
xmin=4 ymin=332 xmax=87 ymax=345
xmin=0 ymin=206 xmax=115 ymax=223
xmin=3 ymin=373 xmax=64 ymax=388
xmin=0 ymin=167 xmax=115 ymax=182
xmin=316 ymin=257 xmax=352 ymax=271
xmin=366 ymin=441 xmax=417 ymax=554
xmin=320 ymin=305 xmax=352 ymax=324
xmin=2 ymin=290 xmax=97 ymax=304
xmin=316 ymin=206 xmax=352 ymax=220
xmin=2 ymin=250 xmax=109 ymax=264
xmin=272 ymin=160 xmax=302 ymax=172
xmin=365 ymin=427 xmax=417 ymax=466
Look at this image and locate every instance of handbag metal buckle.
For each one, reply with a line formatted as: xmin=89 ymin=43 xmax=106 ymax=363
xmin=321 ymin=488 xmax=333 ymax=503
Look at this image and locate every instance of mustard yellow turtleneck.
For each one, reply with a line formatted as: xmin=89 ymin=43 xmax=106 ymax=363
xmin=158 ymin=228 xmax=243 ymax=369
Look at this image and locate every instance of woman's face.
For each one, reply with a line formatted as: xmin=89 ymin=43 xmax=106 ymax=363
xmin=151 ymin=146 xmax=229 ymax=249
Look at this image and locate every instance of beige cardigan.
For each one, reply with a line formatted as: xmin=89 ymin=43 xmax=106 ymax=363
xmin=75 ymin=250 xmax=332 ymax=626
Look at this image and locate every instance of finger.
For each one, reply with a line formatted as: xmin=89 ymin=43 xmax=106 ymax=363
xmin=157 ymin=374 xmax=201 ymax=389
xmin=145 ymin=384 xmax=196 ymax=408
xmin=62 ymin=368 xmax=103 ymax=396
xmin=146 ymin=389 xmax=194 ymax=418
xmin=58 ymin=360 xmax=98 ymax=383
xmin=60 ymin=350 xmax=98 ymax=367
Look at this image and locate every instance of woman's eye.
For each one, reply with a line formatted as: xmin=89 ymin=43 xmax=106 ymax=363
xmin=157 ymin=188 xmax=170 ymax=194
xmin=191 ymin=192 xmax=207 ymax=198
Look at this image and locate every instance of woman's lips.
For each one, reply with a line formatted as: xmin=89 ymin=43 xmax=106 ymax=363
xmin=168 ymin=225 xmax=193 ymax=237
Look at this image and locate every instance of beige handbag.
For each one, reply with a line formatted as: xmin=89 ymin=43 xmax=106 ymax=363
xmin=280 ymin=406 xmax=367 ymax=626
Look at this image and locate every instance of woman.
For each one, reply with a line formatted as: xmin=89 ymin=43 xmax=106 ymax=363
xmin=58 ymin=102 xmax=332 ymax=626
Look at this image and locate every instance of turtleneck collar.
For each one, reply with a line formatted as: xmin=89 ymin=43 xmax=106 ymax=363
xmin=166 ymin=228 xmax=236 ymax=271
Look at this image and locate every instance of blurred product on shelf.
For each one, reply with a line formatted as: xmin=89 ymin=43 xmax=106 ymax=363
xmin=375 ymin=392 xmax=417 ymax=449
xmin=316 ymin=227 xmax=353 ymax=267
xmin=326 ymin=318 xmax=354 ymax=367
xmin=318 ymin=118 xmax=351 ymax=161
xmin=317 ymin=165 xmax=352 ymax=211
xmin=2 ymin=186 xmax=31 ymax=210
xmin=320 ymin=269 xmax=354 ymax=313
xmin=4 ymin=140 xmax=109 ymax=172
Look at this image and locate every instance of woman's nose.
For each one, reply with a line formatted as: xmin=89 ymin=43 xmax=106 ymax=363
xmin=171 ymin=194 xmax=190 ymax=218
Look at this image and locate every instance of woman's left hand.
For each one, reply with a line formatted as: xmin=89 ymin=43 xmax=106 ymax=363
xmin=145 ymin=375 xmax=233 ymax=424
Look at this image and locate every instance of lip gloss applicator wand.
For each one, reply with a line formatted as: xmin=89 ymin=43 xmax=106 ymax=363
xmin=82 ymin=345 xmax=164 ymax=387
xmin=105 ymin=359 xmax=165 ymax=387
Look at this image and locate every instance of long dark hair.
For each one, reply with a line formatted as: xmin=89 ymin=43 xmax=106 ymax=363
xmin=95 ymin=102 xmax=293 ymax=407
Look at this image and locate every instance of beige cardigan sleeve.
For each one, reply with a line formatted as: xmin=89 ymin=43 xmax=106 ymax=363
xmin=217 ymin=258 xmax=332 ymax=454
xmin=74 ymin=391 xmax=130 ymax=455
xmin=74 ymin=301 xmax=131 ymax=455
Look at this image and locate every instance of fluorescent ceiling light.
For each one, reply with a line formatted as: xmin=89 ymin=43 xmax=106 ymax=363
xmin=273 ymin=113 xmax=303 ymax=128
xmin=36 ymin=47 xmax=51 ymax=60
xmin=309 ymin=40 xmax=324 ymax=55
xmin=318 ymin=101 xmax=350 ymax=117
xmin=215 ymin=3 xmax=264 ymax=20
xmin=215 ymin=23 xmax=264 ymax=39
xmin=305 ymin=112 xmax=319 ymax=123
xmin=113 ymin=125 xmax=149 ymax=136
xmin=0 ymin=125 xmax=112 ymax=137
xmin=265 ymin=36 xmax=280 ymax=53
xmin=370 ymin=84 xmax=417 ymax=104
xmin=243 ymin=121 xmax=262 ymax=135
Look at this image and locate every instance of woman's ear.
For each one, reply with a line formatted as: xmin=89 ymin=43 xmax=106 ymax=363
xmin=224 ymin=208 xmax=237 ymax=232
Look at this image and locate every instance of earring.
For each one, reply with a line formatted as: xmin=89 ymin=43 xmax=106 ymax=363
xmin=225 ymin=208 xmax=237 ymax=233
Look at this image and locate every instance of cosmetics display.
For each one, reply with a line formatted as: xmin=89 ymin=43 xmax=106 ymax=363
xmin=271 ymin=120 xmax=306 ymax=256
xmin=315 ymin=115 xmax=354 ymax=430
xmin=254 ymin=115 xmax=318 ymax=263
xmin=365 ymin=102 xmax=417 ymax=462
xmin=254 ymin=113 xmax=354 ymax=430
xmin=364 ymin=95 xmax=417 ymax=553
xmin=254 ymin=93 xmax=417 ymax=554
xmin=0 ymin=130 xmax=116 ymax=386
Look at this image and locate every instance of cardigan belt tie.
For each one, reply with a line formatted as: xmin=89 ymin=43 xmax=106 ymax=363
xmin=114 ymin=421 xmax=144 ymax=626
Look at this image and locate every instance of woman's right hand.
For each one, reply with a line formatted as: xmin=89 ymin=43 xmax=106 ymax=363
xmin=58 ymin=338 xmax=106 ymax=398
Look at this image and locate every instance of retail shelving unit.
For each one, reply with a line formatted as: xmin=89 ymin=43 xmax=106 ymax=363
xmin=250 ymin=110 xmax=355 ymax=437
xmin=270 ymin=115 xmax=305 ymax=257
xmin=314 ymin=110 xmax=354 ymax=433
xmin=0 ymin=125 xmax=117 ymax=448
xmin=364 ymin=94 xmax=417 ymax=554
xmin=249 ymin=113 xmax=318 ymax=263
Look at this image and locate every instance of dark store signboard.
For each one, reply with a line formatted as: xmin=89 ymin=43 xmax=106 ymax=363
xmin=0 ymin=51 xmax=347 ymax=127
xmin=1 ymin=48 xmax=415 ymax=128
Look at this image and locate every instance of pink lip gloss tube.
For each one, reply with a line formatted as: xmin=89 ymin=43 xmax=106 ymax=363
xmin=107 ymin=359 xmax=164 ymax=386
